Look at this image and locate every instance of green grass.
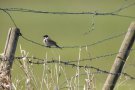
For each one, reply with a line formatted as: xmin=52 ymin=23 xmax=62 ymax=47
xmin=0 ymin=0 xmax=135 ymax=90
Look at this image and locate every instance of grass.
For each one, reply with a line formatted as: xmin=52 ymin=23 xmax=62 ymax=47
xmin=10 ymin=44 xmax=135 ymax=90
xmin=12 ymin=46 xmax=97 ymax=90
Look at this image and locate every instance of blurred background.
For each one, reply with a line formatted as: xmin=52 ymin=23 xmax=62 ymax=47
xmin=0 ymin=0 xmax=135 ymax=90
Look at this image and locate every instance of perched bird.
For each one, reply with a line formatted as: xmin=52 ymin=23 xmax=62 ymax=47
xmin=43 ymin=35 xmax=62 ymax=49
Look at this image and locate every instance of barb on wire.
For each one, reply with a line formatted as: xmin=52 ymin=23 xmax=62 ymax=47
xmin=0 ymin=1 xmax=135 ymax=19
xmin=0 ymin=8 xmax=17 ymax=27
xmin=20 ymin=31 xmax=126 ymax=49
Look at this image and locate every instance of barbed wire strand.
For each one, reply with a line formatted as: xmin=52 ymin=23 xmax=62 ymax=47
xmin=0 ymin=8 xmax=17 ymax=27
xmin=13 ymin=48 xmax=135 ymax=65
xmin=0 ymin=2 xmax=134 ymax=28
xmin=0 ymin=56 xmax=135 ymax=80
xmin=0 ymin=4 xmax=132 ymax=49
xmin=0 ymin=5 xmax=135 ymax=19
xmin=14 ymin=57 xmax=135 ymax=80
xmin=0 ymin=1 xmax=135 ymax=83
xmin=14 ymin=52 xmax=117 ymax=63
xmin=69 ymin=48 xmax=135 ymax=63
xmin=0 ymin=49 xmax=125 ymax=62
xmin=0 ymin=50 xmax=135 ymax=79
xmin=0 ymin=2 xmax=135 ymax=89
xmin=20 ymin=31 xmax=126 ymax=49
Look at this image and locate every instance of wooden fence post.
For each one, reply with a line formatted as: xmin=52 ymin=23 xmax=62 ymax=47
xmin=0 ymin=28 xmax=20 ymax=90
xmin=102 ymin=22 xmax=135 ymax=90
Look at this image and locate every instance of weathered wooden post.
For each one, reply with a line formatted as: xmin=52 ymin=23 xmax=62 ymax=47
xmin=0 ymin=28 xmax=20 ymax=90
xmin=102 ymin=22 xmax=135 ymax=90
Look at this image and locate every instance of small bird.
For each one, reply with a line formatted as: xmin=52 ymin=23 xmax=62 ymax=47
xmin=43 ymin=35 xmax=62 ymax=49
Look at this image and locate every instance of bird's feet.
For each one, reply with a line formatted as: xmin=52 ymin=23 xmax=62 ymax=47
xmin=46 ymin=46 xmax=51 ymax=48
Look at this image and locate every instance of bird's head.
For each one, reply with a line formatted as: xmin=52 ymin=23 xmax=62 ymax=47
xmin=43 ymin=35 xmax=48 ymax=38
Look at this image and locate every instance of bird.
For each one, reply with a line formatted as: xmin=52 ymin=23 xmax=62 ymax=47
xmin=43 ymin=35 xmax=62 ymax=49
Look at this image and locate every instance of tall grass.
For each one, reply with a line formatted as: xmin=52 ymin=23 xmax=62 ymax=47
xmin=11 ymin=45 xmax=97 ymax=90
xmin=11 ymin=45 xmax=131 ymax=90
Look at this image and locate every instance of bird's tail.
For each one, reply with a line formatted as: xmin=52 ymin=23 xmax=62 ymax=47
xmin=56 ymin=44 xmax=62 ymax=49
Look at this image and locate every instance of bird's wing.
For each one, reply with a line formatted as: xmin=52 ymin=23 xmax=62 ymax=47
xmin=48 ymin=39 xmax=57 ymax=45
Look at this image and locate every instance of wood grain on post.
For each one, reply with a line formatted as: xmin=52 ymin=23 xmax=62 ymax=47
xmin=0 ymin=28 xmax=20 ymax=90
xmin=102 ymin=22 xmax=135 ymax=90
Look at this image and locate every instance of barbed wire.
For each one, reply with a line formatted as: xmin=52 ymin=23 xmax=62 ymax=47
xmin=0 ymin=48 xmax=129 ymax=71
xmin=69 ymin=52 xmax=118 ymax=63
xmin=0 ymin=2 xmax=135 ymax=89
xmin=0 ymin=2 xmax=133 ymax=49
xmin=0 ymin=3 xmax=133 ymax=49
xmin=69 ymin=48 xmax=135 ymax=63
xmin=0 ymin=2 xmax=134 ymax=34
xmin=0 ymin=57 xmax=135 ymax=80
xmin=0 ymin=48 xmax=129 ymax=62
xmin=13 ymin=48 xmax=135 ymax=64
xmin=14 ymin=57 xmax=135 ymax=80
xmin=0 ymin=2 xmax=134 ymax=30
xmin=20 ymin=31 xmax=126 ymax=49
xmin=0 ymin=50 xmax=135 ymax=80
xmin=15 ymin=51 xmax=117 ymax=63
xmin=0 ymin=2 xmax=135 ymax=19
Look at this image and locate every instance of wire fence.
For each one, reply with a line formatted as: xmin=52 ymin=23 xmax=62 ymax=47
xmin=14 ymin=56 xmax=135 ymax=80
xmin=0 ymin=45 xmax=135 ymax=80
xmin=1 ymin=49 xmax=135 ymax=80
xmin=0 ymin=1 xmax=135 ymax=89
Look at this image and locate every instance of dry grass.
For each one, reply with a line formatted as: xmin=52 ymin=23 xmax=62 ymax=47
xmin=11 ymin=45 xmax=97 ymax=90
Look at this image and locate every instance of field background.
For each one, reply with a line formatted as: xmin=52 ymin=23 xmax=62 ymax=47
xmin=0 ymin=0 xmax=135 ymax=90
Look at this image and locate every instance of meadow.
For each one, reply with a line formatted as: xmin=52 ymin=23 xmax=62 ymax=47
xmin=0 ymin=0 xmax=135 ymax=90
